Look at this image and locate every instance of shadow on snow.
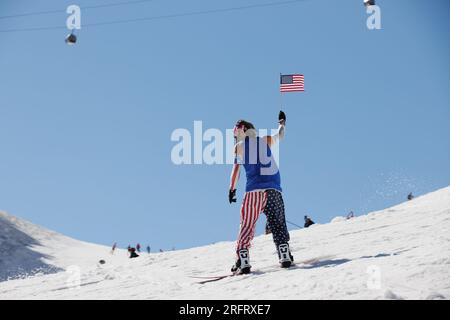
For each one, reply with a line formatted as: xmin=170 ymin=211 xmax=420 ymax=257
xmin=0 ymin=216 xmax=63 ymax=282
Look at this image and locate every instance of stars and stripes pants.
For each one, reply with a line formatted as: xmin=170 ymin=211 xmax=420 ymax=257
xmin=236 ymin=189 xmax=290 ymax=254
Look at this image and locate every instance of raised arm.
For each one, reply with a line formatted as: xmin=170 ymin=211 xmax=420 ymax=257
xmin=264 ymin=111 xmax=286 ymax=147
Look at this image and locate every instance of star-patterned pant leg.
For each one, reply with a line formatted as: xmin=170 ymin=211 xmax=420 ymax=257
xmin=263 ymin=189 xmax=290 ymax=247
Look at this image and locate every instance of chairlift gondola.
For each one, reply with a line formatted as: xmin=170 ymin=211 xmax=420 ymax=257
xmin=65 ymin=32 xmax=77 ymax=45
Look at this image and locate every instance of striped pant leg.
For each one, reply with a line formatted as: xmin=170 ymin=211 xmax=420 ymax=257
xmin=263 ymin=189 xmax=290 ymax=247
xmin=236 ymin=191 xmax=267 ymax=254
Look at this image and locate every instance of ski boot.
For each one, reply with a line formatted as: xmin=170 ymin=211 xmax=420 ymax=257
xmin=278 ymin=243 xmax=294 ymax=268
xmin=231 ymin=249 xmax=251 ymax=274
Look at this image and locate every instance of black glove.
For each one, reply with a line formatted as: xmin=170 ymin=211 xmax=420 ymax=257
xmin=228 ymin=189 xmax=237 ymax=204
xmin=279 ymin=110 xmax=286 ymax=125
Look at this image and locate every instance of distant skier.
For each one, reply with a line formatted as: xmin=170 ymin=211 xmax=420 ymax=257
xmin=407 ymin=192 xmax=414 ymax=201
xmin=111 ymin=242 xmax=117 ymax=254
xmin=304 ymin=215 xmax=315 ymax=228
xmin=136 ymin=243 xmax=141 ymax=252
xmin=228 ymin=111 xmax=293 ymax=274
xmin=146 ymin=245 xmax=151 ymax=254
xmin=265 ymin=221 xmax=272 ymax=235
xmin=128 ymin=247 xmax=139 ymax=258
xmin=346 ymin=211 xmax=354 ymax=220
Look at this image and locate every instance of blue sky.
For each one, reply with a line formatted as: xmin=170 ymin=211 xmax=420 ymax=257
xmin=1 ymin=0 xmax=449 ymax=251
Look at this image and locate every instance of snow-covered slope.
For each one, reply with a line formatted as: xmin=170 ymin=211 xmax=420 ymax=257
xmin=0 ymin=211 xmax=128 ymax=282
xmin=1 ymin=186 xmax=449 ymax=299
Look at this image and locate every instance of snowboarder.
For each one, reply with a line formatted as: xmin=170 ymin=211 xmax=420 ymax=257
xmin=128 ymin=247 xmax=139 ymax=258
xmin=146 ymin=245 xmax=151 ymax=254
xmin=407 ymin=192 xmax=414 ymax=201
xmin=304 ymin=215 xmax=315 ymax=228
xmin=228 ymin=111 xmax=293 ymax=274
xmin=136 ymin=243 xmax=141 ymax=252
xmin=347 ymin=211 xmax=354 ymax=219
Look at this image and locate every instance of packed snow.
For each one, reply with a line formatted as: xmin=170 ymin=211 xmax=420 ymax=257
xmin=1 ymin=186 xmax=449 ymax=299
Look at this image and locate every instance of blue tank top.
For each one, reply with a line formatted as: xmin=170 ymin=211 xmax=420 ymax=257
xmin=241 ymin=136 xmax=282 ymax=192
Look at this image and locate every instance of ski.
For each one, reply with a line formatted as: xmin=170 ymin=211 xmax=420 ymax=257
xmin=190 ymin=271 xmax=245 ymax=284
xmin=189 ymin=275 xmax=226 ymax=279
xmin=190 ymin=255 xmax=335 ymax=284
xmin=195 ymin=275 xmax=235 ymax=284
xmin=190 ymin=264 xmax=292 ymax=284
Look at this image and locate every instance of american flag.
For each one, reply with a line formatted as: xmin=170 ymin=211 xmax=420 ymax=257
xmin=280 ymin=74 xmax=304 ymax=92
